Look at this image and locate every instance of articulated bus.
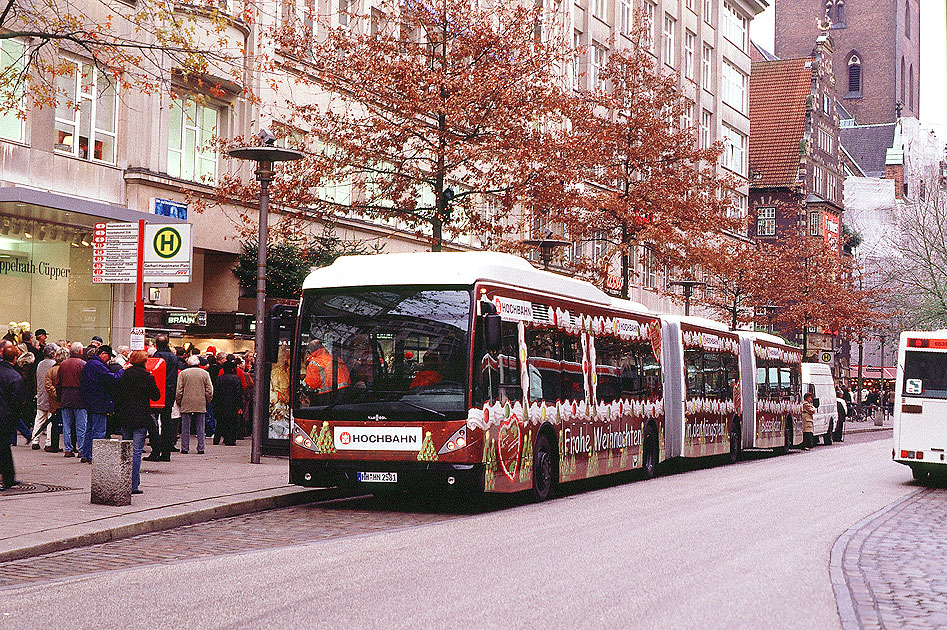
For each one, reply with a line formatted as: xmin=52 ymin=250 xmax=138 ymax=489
xmin=289 ymin=252 xmax=801 ymax=500
xmin=893 ymin=331 xmax=947 ymax=481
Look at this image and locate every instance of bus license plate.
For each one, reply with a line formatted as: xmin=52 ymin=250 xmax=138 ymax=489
xmin=357 ymin=471 xmax=397 ymax=483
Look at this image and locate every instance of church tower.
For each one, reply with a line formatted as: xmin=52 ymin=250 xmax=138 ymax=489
xmin=774 ymin=0 xmax=921 ymax=124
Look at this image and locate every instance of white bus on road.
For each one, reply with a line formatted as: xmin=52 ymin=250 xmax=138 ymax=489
xmin=894 ymin=331 xmax=947 ymax=481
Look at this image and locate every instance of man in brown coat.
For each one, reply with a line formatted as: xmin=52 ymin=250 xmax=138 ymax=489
xmin=175 ymin=355 xmax=213 ymax=454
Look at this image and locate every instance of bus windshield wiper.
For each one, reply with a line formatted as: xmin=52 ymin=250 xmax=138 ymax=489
xmin=398 ymin=399 xmax=446 ymax=418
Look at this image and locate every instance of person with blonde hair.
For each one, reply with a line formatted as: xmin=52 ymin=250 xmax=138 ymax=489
xmin=115 ymin=350 xmax=160 ymax=494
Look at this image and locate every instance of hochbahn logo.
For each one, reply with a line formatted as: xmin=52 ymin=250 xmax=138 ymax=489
xmin=334 ymin=426 xmax=423 ymax=451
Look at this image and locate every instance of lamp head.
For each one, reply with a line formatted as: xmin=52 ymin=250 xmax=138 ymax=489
xmin=257 ymin=128 xmax=277 ymax=146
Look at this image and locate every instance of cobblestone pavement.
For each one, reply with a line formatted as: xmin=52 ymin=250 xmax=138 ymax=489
xmin=0 ymin=495 xmax=462 ymax=589
xmin=832 ymin=482 xmax=947 ymax=629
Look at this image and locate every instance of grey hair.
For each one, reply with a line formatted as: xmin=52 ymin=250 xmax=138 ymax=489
xmin=186 ymin=354 xmax=200 ymax=366
xmin=43 ymin=343 xmax=58 ymax=359
xmin=54 ymin=346 xmax=70 ymax=363
xmin=69 ymin=341 xmax=84 ymax=356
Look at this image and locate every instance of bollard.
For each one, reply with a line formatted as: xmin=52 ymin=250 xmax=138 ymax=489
xmin=91 ymin=439 xmax=133 ymax=506
xmin=874 ymin=409 xmax=884 ymax=426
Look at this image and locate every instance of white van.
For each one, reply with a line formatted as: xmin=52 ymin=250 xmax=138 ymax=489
xmin=801 ymin=363 xmax=839 ymax=444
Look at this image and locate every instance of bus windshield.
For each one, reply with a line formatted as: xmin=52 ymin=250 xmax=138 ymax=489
xmin=902 ymin=350 xmax=947 ymax=399
xmin=294 ymin=286 xmax=471 ymax=419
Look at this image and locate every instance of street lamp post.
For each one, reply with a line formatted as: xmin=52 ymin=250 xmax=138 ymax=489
xmin=522 ymin=231 xmax=572 ymax=270
xmin=667 ymin=280 xmax=706 ymax=317
xmin=228 ymin=130 xmax=304 ymax=464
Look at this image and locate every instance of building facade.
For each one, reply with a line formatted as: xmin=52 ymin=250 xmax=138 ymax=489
xmin=774 ymin=0 xmax=921 ymax=125
xmin=565 ymin=0 xmax=766 ymax=313
xmin=747 ymin=32 xmax=846 ymax=362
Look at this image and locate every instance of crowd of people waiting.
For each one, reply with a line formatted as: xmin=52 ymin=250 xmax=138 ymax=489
xmin=0 ymin=329 xmax=254 ymax=494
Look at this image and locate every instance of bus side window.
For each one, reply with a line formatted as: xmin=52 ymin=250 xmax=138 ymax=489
xmin=498 ymin=321 xmax=521 ymax=402
xmin=526 ymin=328 xmax=560 ymax=403
xmin=595 ymin=336 xmax=622 ymax=403
xmin=686 ymin=349 xmax=703 ymax=398
xmin=756 ymin=365 xmax=768 ymax=399
xmin=561 ymin=333 xmax=585 ymax=400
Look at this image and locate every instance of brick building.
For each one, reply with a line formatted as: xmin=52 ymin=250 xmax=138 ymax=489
xmin=747 ymin=32 xmax=846 ymax=361
xmin=774 ymin=0 xmax=921 ymax=125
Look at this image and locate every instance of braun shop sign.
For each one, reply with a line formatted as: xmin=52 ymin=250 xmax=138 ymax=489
xmin=91 ymin=222 xmax=192 ymax=284
xmin=167 ymin=311 xmax=207 ymax=327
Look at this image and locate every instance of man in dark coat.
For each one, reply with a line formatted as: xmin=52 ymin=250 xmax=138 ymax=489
xmin=214 ymin=360 xmax=244 ymax=446
xmin=146 ymin=335 xmax=178 ymax=462
xmin=0 ymin=340 xmax=25 ymax=489
xmin=79 ymin=345 xmax=123 ymax=463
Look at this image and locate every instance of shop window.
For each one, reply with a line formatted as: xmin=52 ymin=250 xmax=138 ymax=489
xmin=0 ymin=39 xmax=25 ymax=142
xmin=54 ymin=59 xmax=117 ymax=163
xmin=168 ymin=96 xmax=219 ymax=183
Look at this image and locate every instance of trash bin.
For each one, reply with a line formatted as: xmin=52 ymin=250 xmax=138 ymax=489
xmin=90 ymin=439 xmax=133 ymax=506
xmin=874 ymin=409 xmax=884 ymax=426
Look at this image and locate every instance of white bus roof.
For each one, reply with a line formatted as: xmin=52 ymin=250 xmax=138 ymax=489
xmin=663 ymin=314 xmax=735 ymax=334
xmin=302 ymin=251 xmax=633 ymax=308
xmin=738 ymin=330 xmax=797 ymax=347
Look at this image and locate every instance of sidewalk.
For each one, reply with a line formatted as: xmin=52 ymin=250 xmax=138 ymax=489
xmin=0 ymin=437 xmax=328 ymax=563
xmin=843 ymin=409 xmax=894 ymax=435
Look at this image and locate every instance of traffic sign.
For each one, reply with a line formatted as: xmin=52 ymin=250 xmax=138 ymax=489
xmin=819 ymin=351 xmax=834 ymax=364
xmin=143 ymin=223 xmax=192 ymax=283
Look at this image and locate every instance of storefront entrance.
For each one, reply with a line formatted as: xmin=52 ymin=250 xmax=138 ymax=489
xmin=0 ymin=211 xmax=111 ymax=343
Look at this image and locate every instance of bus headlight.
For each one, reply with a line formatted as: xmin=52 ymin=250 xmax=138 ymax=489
xmin=438 ymin=425 xmax=468 ymax=455
xmin=292 ymin=422 xmax=321 ymax=453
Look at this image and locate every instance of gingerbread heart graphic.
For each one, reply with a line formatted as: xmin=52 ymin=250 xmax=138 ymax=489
xmin=497 ymin=412 xmax=522 ymax=482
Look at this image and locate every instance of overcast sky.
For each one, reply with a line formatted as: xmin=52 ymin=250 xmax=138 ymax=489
xmin=750 ymin=0 xmax=947 ymax=132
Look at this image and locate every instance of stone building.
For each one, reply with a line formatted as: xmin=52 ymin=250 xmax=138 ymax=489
xmin=565 ymin=0 xmax=766 ymax=312
xmin=0 ymin=0 xmax=769 ymax=349
xmin=773 ymin=0 xmax=921 ymax=125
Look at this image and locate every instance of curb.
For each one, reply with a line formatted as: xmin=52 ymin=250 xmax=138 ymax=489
xmin=829 ymin=488 xmax=925 ymax=630
xmin=0 ymin=486 xmax=336 ymax=564
xmin=843 ymin=425 xmax=892 ymax=435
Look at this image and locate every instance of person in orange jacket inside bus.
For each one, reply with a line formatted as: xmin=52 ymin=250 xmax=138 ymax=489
xmin=304 ymin=339 xmax=350 ymax=395
xmin=410 ymin=351 xmax=443 ymax=389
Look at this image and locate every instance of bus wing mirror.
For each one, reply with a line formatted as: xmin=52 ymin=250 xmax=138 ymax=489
xmin=485 ymin=313 xmax=502 ymax=352
xmin=813 ymin=397 xmax=820 ymax=408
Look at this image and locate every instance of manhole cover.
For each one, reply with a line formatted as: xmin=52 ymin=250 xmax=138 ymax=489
xmin=1 ymin=483 xmax=77 ymax=495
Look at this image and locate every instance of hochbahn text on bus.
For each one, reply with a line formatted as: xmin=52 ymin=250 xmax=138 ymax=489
xmin=288 ymin=252 xmax=803 ymax=501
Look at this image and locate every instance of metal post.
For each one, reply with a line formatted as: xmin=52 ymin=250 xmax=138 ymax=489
xmin=252 ymin=162 xmax=274 ymax=465
xmin=227 ymin=133 xmax=304 ymax=464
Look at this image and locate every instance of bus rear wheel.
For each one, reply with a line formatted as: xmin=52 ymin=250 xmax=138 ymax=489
xmin=729 ymin=424 xmax=741 ymax=465
xmin=912 ymin=466 xmax=929 ymax=482
xmin=779 ymin=418 xmax=793 ymax=455
xmin=642 ymin=425 xmax=658 ymax=479
xmin=532 ymin=433 xmax=555 ymax=502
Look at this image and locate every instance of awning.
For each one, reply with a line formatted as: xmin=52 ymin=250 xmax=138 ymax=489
xmin=848 ymin=366 xmax=896 ymax=380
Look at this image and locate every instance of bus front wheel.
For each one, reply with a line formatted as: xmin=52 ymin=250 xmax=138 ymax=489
xmin=532 ymin=433 xmax=555 ymax=502
xmin=824 ymin=420 xmax=834 ymax=445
